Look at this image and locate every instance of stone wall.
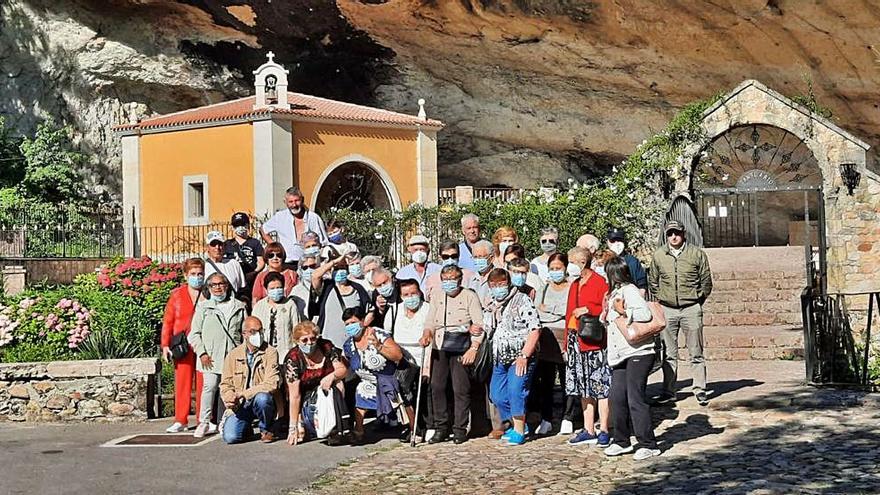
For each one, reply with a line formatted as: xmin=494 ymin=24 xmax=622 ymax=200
xmin=0 ymin=358 xmax=159 ymax=422
xmin=0 ymin=258 xmax=111 ymax=286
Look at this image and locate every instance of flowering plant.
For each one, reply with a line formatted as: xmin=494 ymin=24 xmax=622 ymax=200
xmin=96 ymin=256 xmax=181 ymax=297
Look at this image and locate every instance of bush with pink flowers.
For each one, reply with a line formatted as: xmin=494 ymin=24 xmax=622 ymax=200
xmin=0 ymin=256 xmax=184 ymax=363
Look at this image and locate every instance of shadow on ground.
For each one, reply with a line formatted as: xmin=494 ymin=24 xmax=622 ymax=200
xmin=610 ymin=387 xmax=880 ymax=495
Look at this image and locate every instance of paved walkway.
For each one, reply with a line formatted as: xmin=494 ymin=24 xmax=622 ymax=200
xmin=292 ymin=361 xmax=880 ymax=495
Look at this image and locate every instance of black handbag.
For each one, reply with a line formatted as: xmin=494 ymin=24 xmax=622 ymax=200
xmin=577 ymin=314 xmax=605 ymax=344
xmin=439 ymin=293 xmax=472 ymax=353
xmin=467 ymin=336 xmax=493 ymax=382
xmin=169 ymin=332 xmax=190 ymax=360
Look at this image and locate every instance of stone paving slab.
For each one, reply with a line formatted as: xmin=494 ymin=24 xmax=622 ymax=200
xmin=292 ymin=361 xmax=880 ymax=495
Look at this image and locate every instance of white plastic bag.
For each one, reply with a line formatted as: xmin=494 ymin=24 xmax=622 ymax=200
xmin=314 ymin=389 xmax=337 ymax=439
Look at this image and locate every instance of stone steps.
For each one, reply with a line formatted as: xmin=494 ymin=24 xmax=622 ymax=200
xmin=703 ymin=270 xmax=806 ymax=327
xmin=678 ymin=325 xmax=804 ymax=361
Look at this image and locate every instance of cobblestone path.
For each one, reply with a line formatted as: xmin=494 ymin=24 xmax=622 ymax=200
xmin=293 ymin=365 xmax=880 ymax=495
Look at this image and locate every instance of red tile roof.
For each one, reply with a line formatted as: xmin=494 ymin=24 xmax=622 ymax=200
xmin=116 ymin=93 xmax=443 ymax=132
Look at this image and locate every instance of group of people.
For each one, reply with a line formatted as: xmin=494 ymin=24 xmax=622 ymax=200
xmin=160 ymin=186 xmax=713 ymax=460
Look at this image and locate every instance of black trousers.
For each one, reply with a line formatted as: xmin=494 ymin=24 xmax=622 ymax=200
xmin=527 ymin=359 xmax=557 ymax=421
xmin=610 ymin=354 xmax=657 ymax=448
xmin=431 ymin=350 xmax=471 ymax=436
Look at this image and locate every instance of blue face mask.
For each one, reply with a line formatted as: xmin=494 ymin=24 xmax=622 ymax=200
xmin=442 ymin=280 xmax=459 ymax=294
xmin=377 ymin=283 xmax=394 ymax=298
xmin=187 ymin=275 xmax=204 ymax=289
xmin=473 ymin=257 xmax=490 ymax=273
xmin=301 ymin=268 xmax=314 ymax=285
xmin=345 ymin=322 xmax=363 ymax=338
xmin=298 ymin=343 xmax=314 ymax=355
xmin=511 ymin=272 xmax=527 ymax=287
xmin=441 ymin=257 xmax=458 ymax=268
xmin=210 ymin=293 xmax=226 ymax=303
xmin=491 ymin=286 xmax=510 ymax=301
xmin=548 ymin=270 xmax=566 ymax=283
xmin=333 ymin=270 xmax=349 ymax=284
xmin=402 ymin=295 xmax=422 ymax=310
xmin=328 ymin=232 xmax=344 ymax=244
xmin=268 ymin=287 xmax=285 ymax=302
xmin=349 ymin=264 xmax=363 ymax=277
xmin=303 ymin=246 xmax=320 ymax=258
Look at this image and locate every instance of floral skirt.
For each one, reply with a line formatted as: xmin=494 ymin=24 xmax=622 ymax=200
xmin=564 ymin=331 xmax=612 ymax=399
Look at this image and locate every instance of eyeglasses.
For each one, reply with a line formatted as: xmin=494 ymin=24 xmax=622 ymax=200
xmin=440 ymin=254 xmax=459 ymax=260
xmin=207 ymin=282 xmax=228 ymax=289
xmin=266 ymin=252 xmax=283 ymax=260
xmin=298 ymin=336 xmax=317 ymax=344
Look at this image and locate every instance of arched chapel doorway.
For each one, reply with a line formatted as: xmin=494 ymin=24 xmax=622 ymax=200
xmin=691 ymin=123 xmax=826 ymax=289
xmin=314 ymin=161 xmax=395 ymax=213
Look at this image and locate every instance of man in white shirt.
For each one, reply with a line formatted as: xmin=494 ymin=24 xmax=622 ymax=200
xmin=204 ymin=231 xmax=246 ymax=295
xmin=260 ymin=186 xmax=328 ymax=268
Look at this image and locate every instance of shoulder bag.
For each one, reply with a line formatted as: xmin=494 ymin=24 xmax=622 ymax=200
xmin=618 ymin=301 xmax=667 ymax=345
xmin=439 ymin=293 xmax=472 ymax=353
xmin=574 ymin=274 xmax=605 ymax=344
xmin=170 ymin=290 xmax=201 ymax=360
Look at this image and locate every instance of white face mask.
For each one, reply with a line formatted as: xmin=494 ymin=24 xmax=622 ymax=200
xmin=411 ymin=250 xmax=428 ymax=264
xmin=247 ymin=332 xmax=263 ymax=347
xmin=498 ymin=241 xmax=512 ymax=257
xmin=608 ymin=241 xmax=625 ymax=256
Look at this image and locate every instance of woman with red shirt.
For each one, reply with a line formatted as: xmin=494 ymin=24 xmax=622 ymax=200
xmin=285 ymin=321 xmax=349 ymax=446
xmin=252 ymin=243 xmax=299 ymax=303
xmin=564 ymin=247 xmax=612 ymax=446
xmin=160 ymin=258 xmax=206 ymax=433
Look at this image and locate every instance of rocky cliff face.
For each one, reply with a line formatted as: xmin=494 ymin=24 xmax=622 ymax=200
xmin=2 ymin=0 xmax=878 ymax=195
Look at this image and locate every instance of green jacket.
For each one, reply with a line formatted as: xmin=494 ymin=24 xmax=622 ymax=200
xmin=648 ymin=243 xmax=713 ymax=308
xmin=188 ymin=297 xmax=246 ymax=373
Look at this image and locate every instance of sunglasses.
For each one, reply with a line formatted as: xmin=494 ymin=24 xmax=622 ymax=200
xmin=539 ymin=239 xmax=556 ymax=244
xmin=666 ymin=230 xmax=684 ymax=237
xmin=266 ymin=252 xmax=283 ymax=260
xmin=440 ymin=254 xmax=459 ymax=260
xmin=298 ymin=336 xmax=317 ymax=344
xmin=209 ymin=241 xmax=223 ymax=247
xmin=301 ymin=264 xmax=319 ymax=270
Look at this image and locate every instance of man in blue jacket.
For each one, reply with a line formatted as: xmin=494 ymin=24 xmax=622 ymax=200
xmin=606 ymin=227 xmax=648 ymax=294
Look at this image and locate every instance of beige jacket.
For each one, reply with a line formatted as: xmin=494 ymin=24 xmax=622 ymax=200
xmin=219 ymin=343 xmax=283 ymax=417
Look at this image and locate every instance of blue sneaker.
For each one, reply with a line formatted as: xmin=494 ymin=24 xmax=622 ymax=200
xmin=505 ymin=430 xmax=526 ymax=445
xmin=597 ymin=431 xmax=611 ymax=447
xmin=501 ymin=425 xmax=529 ymax=441
xmin=567 ymin=430 xmax=598 ymax=445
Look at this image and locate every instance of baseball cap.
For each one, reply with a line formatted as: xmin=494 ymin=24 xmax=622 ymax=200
xmin=231 ymin=212 xmax=250 ymax=227
xmin=664 ymin=220 xmax=685 ymax=233
xmin=607 ymin=227 xmax=626 ymax=242
xmin=408 ymin=234 xmax=430 ymax=247
xmin=205 ymin=231 xmax=225 ymax=244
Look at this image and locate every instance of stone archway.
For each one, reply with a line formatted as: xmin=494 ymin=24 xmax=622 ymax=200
xmin=674 ymin=80 xmax=877 ymax=294
xmin=313 ymin=159 xmax=399 ymax=213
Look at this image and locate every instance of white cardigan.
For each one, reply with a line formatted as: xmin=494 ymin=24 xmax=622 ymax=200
xmin=605 ymin=283 xmax=654 ymax=367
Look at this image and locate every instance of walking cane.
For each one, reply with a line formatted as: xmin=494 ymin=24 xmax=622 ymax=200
xmin=410 ymin=345 xmax=432 ymax=447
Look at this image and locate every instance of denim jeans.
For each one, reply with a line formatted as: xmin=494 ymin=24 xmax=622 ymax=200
xmin=222 ymin=392 xmax=276 ymax=444
xmin=489 ymin=359 xmax=536 ymax=421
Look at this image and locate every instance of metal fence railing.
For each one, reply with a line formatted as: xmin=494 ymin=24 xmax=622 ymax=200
xmin=801 ymin=288 xmax=879 ymax=387
xmin=0 ymin=206 xmax=124 ymax=258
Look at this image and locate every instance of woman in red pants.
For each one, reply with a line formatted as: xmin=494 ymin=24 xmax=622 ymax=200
xmin=160 ymin=258 xmax=206 ymax=432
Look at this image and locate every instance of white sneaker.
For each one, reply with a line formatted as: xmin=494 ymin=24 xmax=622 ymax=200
xmin=207 ymin=422 xmax=218 ymax=435
xmin=536 ymin=420 xmax=552 ymax=435
xmin=193 ymin=422 xmax=209 ymax=438
xmin=633 ymin=447 xmax=661 ymax=460
xmin=424 ymin=429 xmax=436 ymax=442
xmin=558 ymin=419 xmax=573 ymax=435
xmin=218 ymin=410 xmax=232 ymax=437
xmin=165 ymin=422 xmax=186 ymax=433
xmin=604 ymin=443 xmax=634 ymax=457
